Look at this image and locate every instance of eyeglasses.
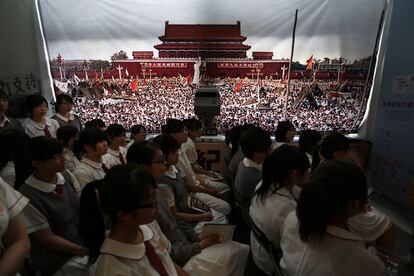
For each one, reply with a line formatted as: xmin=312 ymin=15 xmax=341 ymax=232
xmin=151 ymin=158 xmax=166 ymax=165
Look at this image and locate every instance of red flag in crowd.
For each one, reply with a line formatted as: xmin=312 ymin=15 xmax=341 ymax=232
xmin=186 ymin=75 xmax=192 ymax=85
xmin=233 ymin=82 xmax=242 ymax=93
xmin=306 ymin=55 xmax=315 ymax=71
xmin=130 ymin=79 xmax=138 ymax=92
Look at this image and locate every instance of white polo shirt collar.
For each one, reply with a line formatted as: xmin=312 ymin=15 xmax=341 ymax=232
xmin=107 ymin=148 xmax=120 ymax=157
xmin=100 ymin=224 xmax=154 ymax=260
xmin=164 ymin=165 xmax=179 ymax=179
xmin=25 ymin=173 xmax=65 ymax=193
xmin=243 ymin=157 xmax=262 ymax=172
xmin=0 ymin=114 xmax=10 ymax=127
xmin=81 ymin=157 xmax=103 ymax=170
xmin=326 ymin=225 xmax=365 ymax=242
xmin=54 ymin=112 xmax=74 ymax=122
xmin=28 ymin=117 xmax=54 ymax=130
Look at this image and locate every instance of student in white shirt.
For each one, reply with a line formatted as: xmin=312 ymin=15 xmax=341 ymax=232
xmin=56 ymin=125 xmax=80 ymax=172
xmin=313 ymin=132 xmax=395 ymax=251
xmin=0 ymin=177 xmax=30 ymax=275
xmin=24 ymin=94 xmax=60 ymax=138
xmin=280 ymin=160 xmax=387 ymax=276
xmin=79 ymin=165 xmax=188 ymax=276
xmin=0 ymin=91 xmax=23 ymax=132
xmin=52 ymin=94 xmax=83 ymax=131
xmin=250 ymin=145 xmax=310 ymax=275
xmin=274 ymin=120 xmax=295 ymax=148
xmin=298 ymin=129 xmax=322 ymax=166
xmin=126 ymin=141 xmax=250 ymax=276
xmin=73 ymin=128 xmax=108 ymax=190
xmin=102 ymin=124 xmax=127 ymax=169
xmin=125 ymin=124 xmax=147 ymax=152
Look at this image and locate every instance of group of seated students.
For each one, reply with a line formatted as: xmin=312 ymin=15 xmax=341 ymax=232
xmin=0 ymin=90 xmax=397 ymax=276
xmin=225 ymin=120 xmax=395 ymax=275
xmin=0 ymin=92 xmax=249 ymax=275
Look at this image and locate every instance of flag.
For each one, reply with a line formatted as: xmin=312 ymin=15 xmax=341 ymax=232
xmin=125 ymin=68 xmax=129 ymax=77
xmin=306 ymin=55 xmax=315 ymax=71
xmin=84 ymin=69 xmax=89 ymax=81
xmin=112 ymin=75 xmax=115 ymax=82
xmin=95 ymin=71 xmax=99 ymax=81
xmin=54 ymin=79 xmax=69 ymax=93
xmin=186 ymin=75 xmax=192 ymax=85
xmin=130 ymin=79 xmax=138 ymax=92
xmin=233 ymin=82 xmax=242 ymax=93
xmin=100 ymin=68 xmax=104 ymax=80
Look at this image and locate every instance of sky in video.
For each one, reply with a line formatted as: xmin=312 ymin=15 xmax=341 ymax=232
xmin=40 ymin=0 xmax=386 ymax=63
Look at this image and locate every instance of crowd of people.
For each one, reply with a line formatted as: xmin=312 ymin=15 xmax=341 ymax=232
xmin=72 ymin=77 xmax=368 ymax=134
xmin=1 ymin=88 xmax=413 ymax=275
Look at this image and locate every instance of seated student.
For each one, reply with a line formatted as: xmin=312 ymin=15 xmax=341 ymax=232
xmin=274 ymin=120 xmax=296 ymax=148
xmin=164 ymin=119 xmax=231 ymax=216
xmin=72 ymin=127 xmax=108 ymax=190
xmin=52 ymin=94 xmax=83 ymax=131
xmin=24 ymin=94 xmax=60 ymax=138
xmin=280 ymin=160 xmax=387 ymax=276
xmin=79 ymin=165 xmax=188 ymax=276
xmin=152 ymin=134 xmax=227 ymax=233
xmin=56 ymin=125 xmax=80 ymax=172
xmin=84 ymin=119 xmax=106 ymax=131
xmin=314 ymin=132 xmax=395 ymax=251
xmin=298 ymin=129 xmax=322 ymax=166
xmin=0 ymin=128 xmax=29 ymax=186
xmin=182 ymin=118 xmax=230 ymax=192
xmin=234 ymin=126 xmax=272 ymax=209
xmin=102 ymin=124 xmax=127 ymax=169
xmin=126 ymin=141 xmax=250 ymax=275
xmin=249 ymin=145 xmax=310 ymax=275
xmin=18 ymin=136 xmax=90 ymax=275
xmin=125 ymin=124 xmax=147 ymax=151
xmin=0 ymin=177 xmax=31 ymax=275
xmin=0 ymin=91 xmax=23 ymax=131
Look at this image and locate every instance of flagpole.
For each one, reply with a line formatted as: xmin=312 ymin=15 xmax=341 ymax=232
xmin=353 ymin=8 xmax=385 ymax=129
xmin=283 ymin=9 xmax=298 ymax=120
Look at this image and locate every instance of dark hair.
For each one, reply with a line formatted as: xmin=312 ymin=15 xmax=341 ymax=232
xmin=105 ymin=124 xmax=125 ymax=141
xmin=229 ymin=124 xmax=255 ymax=157
xmin=152 ymin=134 xmax=180 ymax=157
xmin=0 ymin=129 xmax=29 ymax=171
xmin=239 ymin=127 xmax=272 ymax=159
xmin=0 ymin=91 xmax=9 ymax=101
xmin=274 ymin=120 xmax=295 ymax=143
xmin=55 ymin=94 xmax=74 ymax=112
xmin=297 ymin=160 xmax=368 ymax=242
xmin=14 ymin=136 xmax=64 ymax=189
xmin=164 ymin=118 xmax=185 ymax=134
xmin=299 ymin=129 xmax=322 ymax=154
xmin=126 ymin=141 xmax=161 ymax=167
xmin=79 ymin=165 xmax=157 ymax=263
xmin=77 ymin=127 xmax=108 ymax=153
xmin=255 ymin=145 xmax=310 ymax=203
xmin=130 ymin=124 xmax=146 ymax=135
xmin=312 ymin=132 xmax=351 ymax=170
xmin=84 ymin=119 xmax=106 ymax=129
xmin=56 ymin=125 xmax=79 ymax=147
xmin=25 ymin=94 xmax=48 ymax=115
xmin=183 ymin=118 xmax=202 ymax=131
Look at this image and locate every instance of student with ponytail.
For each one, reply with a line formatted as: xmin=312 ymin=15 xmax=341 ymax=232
xmin=79 ymin=165 xmax=187 ymax=276
xmin=280 ymin=160 xmax=386 ymax=276
xmin=249 ymin=145 xmax=310 ymax=275
xmin=126 ymin=141 xmax=250 ymax=275
xmin=313 ymin=132 xmax=395 ymax=251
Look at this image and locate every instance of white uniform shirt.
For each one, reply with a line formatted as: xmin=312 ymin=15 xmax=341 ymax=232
xmin=181 ymin=138 xmax=198 ymax=163
xmin=0 ymin=115 xmax=10 ymax=127
xmin=95 ymin=221 xmax=177 ymax=276
xmin=0 ymin=177 xmax=29 ymax=249
xmin=0 ymin=161 xmax=16 ymax=187
xmin=24 ymin=117 xmax=60 ymax=138
xmin=72 ymin=157 xmax=106 ymax=190
xmin=280 ymin=211 xmax=387 ymax=276
xmin=102 ymin=147 xmax=127 ymax=169
xmin=63 ymin=148 xmax=80 ymax=172
xmin=249 ymin=183 xmax=296 ymax=275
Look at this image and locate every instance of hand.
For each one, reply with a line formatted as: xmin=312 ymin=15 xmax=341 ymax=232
xmin=76 ymin=245 xmax=89 ymax=256
xmin=202 ymin=212 xmax=213 ymax=221
xmin=204 ymin=187 xmax=218 ymax=196
xmin=207 ymin=171 xmax=217 ymax=178
xmin=199 ymin=234 xmax=221 ymax=249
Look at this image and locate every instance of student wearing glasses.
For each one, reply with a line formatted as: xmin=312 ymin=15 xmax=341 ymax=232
xmin=79 ymin=165 xmax=188 ymax=276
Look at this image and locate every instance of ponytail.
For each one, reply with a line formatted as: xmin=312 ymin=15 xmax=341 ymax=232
xmin=297 ymin=160 xmax=368 ymax=242
xmin=79 ymin=180 xmax=105 ymax=263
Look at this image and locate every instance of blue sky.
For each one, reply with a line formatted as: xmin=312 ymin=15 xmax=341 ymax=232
xmin=40 ymin=0 xmax=386 ymax=63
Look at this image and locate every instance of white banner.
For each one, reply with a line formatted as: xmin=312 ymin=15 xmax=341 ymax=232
xmin=54 ymin=79 xmax=69 ymax=93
